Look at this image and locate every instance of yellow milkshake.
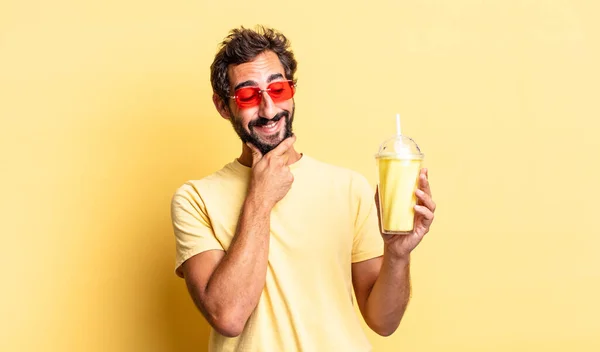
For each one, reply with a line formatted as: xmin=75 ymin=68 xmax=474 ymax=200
xmin=377 ymin=157 xmax=422 ymax=234
xmin=375 ymin=133 xmax=424 ymax=235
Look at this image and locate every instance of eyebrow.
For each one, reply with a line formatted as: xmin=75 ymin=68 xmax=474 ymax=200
xmin=233 ymin=73 xmax=286 ymax=91
xmin=267 ymin=73 xmax=284 ymax=83
xmin=233 ymin=80 xmax=257 ymax=91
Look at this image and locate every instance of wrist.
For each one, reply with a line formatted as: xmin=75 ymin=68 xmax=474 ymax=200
xmin=245 ymin=190 xmax=273 ymax=215
xmin=383 ymin=246 xmax=411 ymax=266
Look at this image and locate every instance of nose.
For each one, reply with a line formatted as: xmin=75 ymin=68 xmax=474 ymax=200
xmin=258 ymin=90 xmax=277 ymax=119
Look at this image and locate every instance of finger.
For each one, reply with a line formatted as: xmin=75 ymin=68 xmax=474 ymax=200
xmin=374 ymin=186 xmax=383 ymax=233
xmin=415 ymin=189 xmax=436 ymax=212
xmin=280 ymin=153 xmax=289 ymax=166
xmin=246 ymin=142 xmax=263 ymax=167
xmin=270 ymin=134 xmax=296 ymax=156
xmin=414 ymin=205 xmax=434 ymax=223
xmin=418 ymin=169 xmax=432 ymax=197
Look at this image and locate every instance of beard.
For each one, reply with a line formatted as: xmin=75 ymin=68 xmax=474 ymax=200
xmin=230 ymin=105 xmax=295 ymax=155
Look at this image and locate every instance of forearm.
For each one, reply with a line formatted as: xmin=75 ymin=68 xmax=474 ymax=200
xmin=202 ymin=193 xmax=271 ymax=332
xmin=364 ymin=251 xmax=411 ymax=336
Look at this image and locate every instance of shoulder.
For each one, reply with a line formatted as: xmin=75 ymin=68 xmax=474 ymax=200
xmin=302 ymin=155 xmax=360 ymax=177
xmin=171 ymin=161 xmax=242 ymax=209
xmin=303 ymin=156 xmax=373 ymax=192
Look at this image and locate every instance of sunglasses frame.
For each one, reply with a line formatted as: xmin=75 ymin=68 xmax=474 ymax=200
xmin=229 ymin=80 xmax=297 ymax=109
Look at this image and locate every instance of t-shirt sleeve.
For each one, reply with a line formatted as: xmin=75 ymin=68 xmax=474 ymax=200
xmin=171 ymin=183 xmax=224 ymax=277
xmin=351 ymin=173 xmax=384 ymax=263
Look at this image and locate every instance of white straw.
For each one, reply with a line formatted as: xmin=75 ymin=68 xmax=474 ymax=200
xmin=396 ymin=113 xmax=402 ymax=136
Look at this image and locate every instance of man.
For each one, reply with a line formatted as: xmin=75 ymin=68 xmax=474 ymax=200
xmin=171 ymin=26 xmax=436 ymax=351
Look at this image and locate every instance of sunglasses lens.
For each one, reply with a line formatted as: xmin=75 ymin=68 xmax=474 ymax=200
xmin=267 ymin=81 xmax=294 ymax=102
xmin=235 ymin=87 xmax=261 ymax=108
xmin=234 ymin=81 xmax=295 ymax=109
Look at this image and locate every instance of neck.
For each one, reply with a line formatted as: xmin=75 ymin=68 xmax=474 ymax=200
xmin=238 ymin=142 xmax=302 ymax=168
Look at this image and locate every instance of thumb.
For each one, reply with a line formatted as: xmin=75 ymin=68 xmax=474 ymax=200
xmin=246 ymin=142 xmax=263 ymax=167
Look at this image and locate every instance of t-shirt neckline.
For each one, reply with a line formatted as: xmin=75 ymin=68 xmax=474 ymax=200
xmin=231 ymin=153 xmax=307 ymax=174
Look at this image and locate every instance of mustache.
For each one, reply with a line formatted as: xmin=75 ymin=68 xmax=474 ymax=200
xmin=249 ymin=111 xmax=290 ymax=127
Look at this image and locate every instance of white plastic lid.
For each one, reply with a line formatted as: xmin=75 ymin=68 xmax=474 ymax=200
xmin=375 ymin=135 xmax=424 ymax=159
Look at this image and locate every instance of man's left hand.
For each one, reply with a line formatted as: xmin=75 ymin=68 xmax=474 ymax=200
xmin=375 ymin=168 xmax=436 ymax=260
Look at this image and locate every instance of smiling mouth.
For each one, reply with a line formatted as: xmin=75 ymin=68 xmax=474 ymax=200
xmin=251 ymin=113 xmax=283 ymax=127
xmin=250 ymin=112 xmax=288 ymax=135
xmin=262 ymin=120 xmax=277 ymax=128
xmin=254 ymin=118 xmax=282 ymax=135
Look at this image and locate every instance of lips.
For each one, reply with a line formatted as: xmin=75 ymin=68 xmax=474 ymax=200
xmin=254 ymin=118 xmax=282 ymax=135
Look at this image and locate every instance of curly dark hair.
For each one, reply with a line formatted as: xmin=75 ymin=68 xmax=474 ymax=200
xmin=210 ymin=26 xmax=298 ymax=107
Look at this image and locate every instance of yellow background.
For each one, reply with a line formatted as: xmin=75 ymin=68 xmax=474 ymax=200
xmin=1 ymin=0 xmax=599 ymax=351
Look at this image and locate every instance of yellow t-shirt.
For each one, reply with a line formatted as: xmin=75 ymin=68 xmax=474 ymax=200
xmin=171 ymin=155 xmax=384 ymax=352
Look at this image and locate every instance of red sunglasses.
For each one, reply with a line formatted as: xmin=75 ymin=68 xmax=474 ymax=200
xmin=229 ymin=80 xmax=296 ymax=109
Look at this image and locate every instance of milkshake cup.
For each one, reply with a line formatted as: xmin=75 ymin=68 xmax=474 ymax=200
xmin=375 ymin=132 xmax=424 ymax=235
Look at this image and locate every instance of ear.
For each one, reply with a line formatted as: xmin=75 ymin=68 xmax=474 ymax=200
xmin=213 ymin=93 xmax=232 ymax=120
